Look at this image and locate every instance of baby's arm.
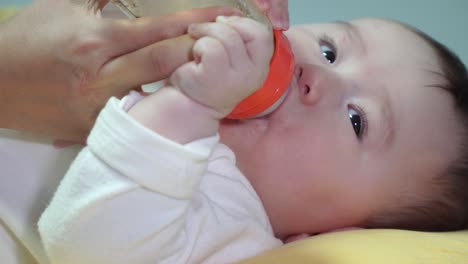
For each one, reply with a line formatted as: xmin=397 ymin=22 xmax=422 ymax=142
xmin=38 ymin=17 xmax=273 ymax=264
xmin=128 ymin=16 xmax=272 ymax=144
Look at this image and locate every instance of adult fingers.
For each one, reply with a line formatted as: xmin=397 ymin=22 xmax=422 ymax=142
xmin=252 ymin=0 xmax=289 ymax=30
xmin=98 ymin=35 xmax=195 ymax=95
xmin=103 ymin=6 xmax=242 ymax=55
xmin=268 ymin=0 xmax=289 ymax=30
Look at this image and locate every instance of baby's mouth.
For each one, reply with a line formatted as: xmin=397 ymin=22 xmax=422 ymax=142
xmin=265 ymin=67 xmax=299 ymax=120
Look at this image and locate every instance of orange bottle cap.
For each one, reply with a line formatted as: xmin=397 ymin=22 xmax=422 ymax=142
xmin=226 ymin=30 xmax=295 ymax=119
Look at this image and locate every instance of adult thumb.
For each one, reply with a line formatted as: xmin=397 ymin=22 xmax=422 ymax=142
xmin=97 ymin=35 xmax=195 ymax=96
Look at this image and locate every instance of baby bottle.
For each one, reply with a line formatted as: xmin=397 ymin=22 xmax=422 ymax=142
xmin=111 ymin=0 xmax=295 ymax=119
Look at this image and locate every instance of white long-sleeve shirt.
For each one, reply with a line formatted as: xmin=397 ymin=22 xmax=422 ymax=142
xmin=38 ymin=94 xmax=282 ymax=264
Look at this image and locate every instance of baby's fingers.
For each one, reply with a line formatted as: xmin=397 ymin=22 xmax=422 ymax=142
xmin=217 ymin=16 xmax=273 ymax=68
xmin=188 ymin=20 xmax=248 ymax=68
xmin=192 ymin=37 xmax=230 ymax=77
xmin=171 ymin=37 xmax=228 ymax=94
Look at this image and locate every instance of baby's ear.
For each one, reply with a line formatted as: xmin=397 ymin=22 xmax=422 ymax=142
xmin=283 ymin=233 xmax=310 ymax=244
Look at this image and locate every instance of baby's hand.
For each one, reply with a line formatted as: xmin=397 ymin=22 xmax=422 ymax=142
xmin=170 ymin=16 xmax=274 ymax=119
xmin=128 ymin=16 xmax=273 ymax=143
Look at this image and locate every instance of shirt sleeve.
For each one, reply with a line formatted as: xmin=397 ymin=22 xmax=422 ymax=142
xmin=38 ymin=93 xmax=219 ymax=264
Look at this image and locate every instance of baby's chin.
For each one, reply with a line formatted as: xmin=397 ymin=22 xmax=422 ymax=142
xmin=219 ymin=117 xmax=270 ymax=145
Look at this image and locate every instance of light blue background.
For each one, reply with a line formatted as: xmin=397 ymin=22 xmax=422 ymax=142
xmin=287 ymin=0 xmax=468 ymax=64
xmin=2 ymin=0 xmax=467 ymax=63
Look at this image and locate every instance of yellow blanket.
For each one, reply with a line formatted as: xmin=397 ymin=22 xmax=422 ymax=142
xmin=241 ymin=229 xmax=468 ymax=263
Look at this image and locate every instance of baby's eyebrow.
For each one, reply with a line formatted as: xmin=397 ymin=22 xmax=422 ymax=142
xmin=334 ymin=21 xmax=367 ymax=54
xmin=381 ymin=95 xmax=396 ymax=148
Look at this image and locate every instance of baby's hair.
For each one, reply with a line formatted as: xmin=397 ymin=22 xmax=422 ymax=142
xmin=365 ymin=21 xmax=468 ymax=231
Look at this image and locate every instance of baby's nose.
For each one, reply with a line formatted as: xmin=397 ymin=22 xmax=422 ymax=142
xmin=297 ymin=64 xmax=322 ymax=106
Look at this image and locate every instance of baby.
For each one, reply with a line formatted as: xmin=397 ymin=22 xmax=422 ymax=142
xmin=38 ymin=15 xmax=468 ymax=264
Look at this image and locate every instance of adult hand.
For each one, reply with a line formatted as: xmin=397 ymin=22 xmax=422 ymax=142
xmin=127 ymin=16 xmax=273 ymax=144
xmin=0 ymin=0 xmax=238 ymax=142
xmin=252 ymin=0 xmax=289 ymax=30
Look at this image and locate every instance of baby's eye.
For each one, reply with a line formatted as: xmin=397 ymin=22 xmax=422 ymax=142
xmin=348 ymin=106 xmax=367 ymax=139
xmin=320 ymin=40 xmax=337 ymax=64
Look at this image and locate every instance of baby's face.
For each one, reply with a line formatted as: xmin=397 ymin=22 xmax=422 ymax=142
xmin=220 ymin=18 xmax=460 ymax=238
